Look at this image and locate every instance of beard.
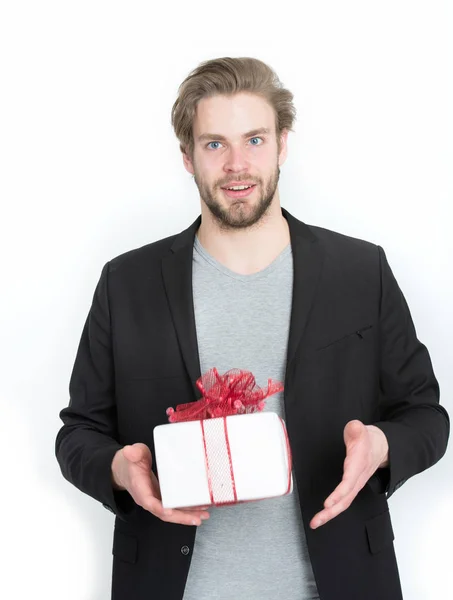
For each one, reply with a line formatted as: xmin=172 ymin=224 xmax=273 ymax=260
xmin=193 ymin=163 xmax=281 ymax=231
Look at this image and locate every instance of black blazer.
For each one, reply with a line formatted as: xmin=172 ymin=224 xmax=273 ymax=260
xmin=56 ymin=207 xmax=449 ymax=600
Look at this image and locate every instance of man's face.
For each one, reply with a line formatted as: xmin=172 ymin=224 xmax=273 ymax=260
xmin=183 ymin=93 xmax=288 ymax=230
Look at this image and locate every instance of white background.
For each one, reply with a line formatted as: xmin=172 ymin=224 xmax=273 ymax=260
xmin=1 ymin=1 xmax=452 ymax=598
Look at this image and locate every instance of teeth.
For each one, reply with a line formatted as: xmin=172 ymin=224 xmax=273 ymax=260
xmin=227 ymin=185 xmax=252 ymax=190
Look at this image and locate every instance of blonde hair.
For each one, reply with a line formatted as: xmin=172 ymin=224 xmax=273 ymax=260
xmin=171 ymin=57 xmax=296 ymax=159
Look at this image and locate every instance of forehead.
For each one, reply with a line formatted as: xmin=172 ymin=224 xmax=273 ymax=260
xmin=193 ymin=93 xmax=275 ymax=140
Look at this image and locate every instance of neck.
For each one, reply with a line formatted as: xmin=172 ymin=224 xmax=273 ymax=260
xmin=196 ymin=198 xmax=290 ymax=275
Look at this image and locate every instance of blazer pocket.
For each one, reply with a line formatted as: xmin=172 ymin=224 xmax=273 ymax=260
xmin=365 ymin=509 xmax=395 ymax=555
xmin=316 ymin=324 xmax=374 ymax=352
xmin=112 ymin=529 xmax=138 ymax=564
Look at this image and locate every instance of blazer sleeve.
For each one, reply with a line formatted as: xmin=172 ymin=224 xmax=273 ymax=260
xmin=370 ymin=245 xmax=449 ymax=499
xmin=55 ymin=262 xmax=136 ymax=521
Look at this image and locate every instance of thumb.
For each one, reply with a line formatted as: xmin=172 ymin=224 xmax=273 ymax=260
xmin=344 ymin=419 xmax=365 ymax=445
xmin=122 ymin=443 xmax=152 ymax=466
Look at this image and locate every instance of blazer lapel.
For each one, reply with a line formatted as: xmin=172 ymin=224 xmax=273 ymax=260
xmin=161 ymin=215 xmax=203 ymax=399
xmin=281 ymin=207 xmax=325 ymax=382
xmin=161 ymin=208 xmax=325 ymax=399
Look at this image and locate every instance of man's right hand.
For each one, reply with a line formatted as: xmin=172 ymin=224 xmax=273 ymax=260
xmin=111 ymin=443 xmax=210 ymax=526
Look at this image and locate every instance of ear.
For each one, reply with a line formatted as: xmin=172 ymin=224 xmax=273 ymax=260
xmin=182 ymin=148 xmax=195 ymax=176
xmin=278 ymin=129 xmax=289 ymax=167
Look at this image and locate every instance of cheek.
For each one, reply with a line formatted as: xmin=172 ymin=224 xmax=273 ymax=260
xmin=198 ymin=159 xmax=220 ymax=182
xmin=193 ymin=163 xmax=213 ymax=185
xmin=254 ymin=150 xmax=275 ymax=170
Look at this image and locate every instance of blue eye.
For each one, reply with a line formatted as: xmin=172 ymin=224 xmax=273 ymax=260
xmin=206 ymin=137 xmax=264 ymax=150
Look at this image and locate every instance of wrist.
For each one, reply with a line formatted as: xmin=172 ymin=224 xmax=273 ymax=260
xmin=366 ymin=425 xmax=389 ymax=469
xmin=111 ymin=448 xmax=126 ymax=491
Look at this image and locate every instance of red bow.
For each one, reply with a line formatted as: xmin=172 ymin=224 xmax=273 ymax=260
xmin=166 ymin=367 xmax=284 ymax=423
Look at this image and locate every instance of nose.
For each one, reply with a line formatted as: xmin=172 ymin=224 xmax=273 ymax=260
xmin=223 ymin=144 xmax=250 ymax=174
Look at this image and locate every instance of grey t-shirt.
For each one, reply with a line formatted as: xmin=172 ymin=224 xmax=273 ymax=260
xmin=182 ymin=235 xmax=319 ymax=600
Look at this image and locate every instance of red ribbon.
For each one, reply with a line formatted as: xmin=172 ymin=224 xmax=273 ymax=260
xmin=166 ymin=367 xmax=284 ymax=423
xmin=199 ymin=414 xmax=292 ymax=506
xmin=200 ymin=417 xmax=238 ymax=505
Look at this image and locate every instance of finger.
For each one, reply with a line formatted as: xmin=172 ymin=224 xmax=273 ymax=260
xmin=344 ymin=420 xmax=365 ymax=445
xmin=178 ymin=505 xmax=210 ymax=511
xmin=138 ymin=492 xmax=206 ymax=525
xmin=313 ymin=469 xmax=372 ymax=529
xmin=171 ymin=508 xmax=211 ymax=524
xmin=324 ymin=461 xmax=372 ymax=508
xmin=123 ymin=443 xmax=151 ymax=465
xmin=138 ymin=491 xmax=171 ymax=520
xmin=326 ymin=427 xmax=377 ymax=509
xmin=324 ymin=450 xmax=371 ymax=507
xmin=129 ymin=474 xmax=169 ymax=518
xmin=311 ymin=488 xmax=358 ymax=529
xmin=155 ymin=507 xmax=210 ymax=526
xmin=344 ymin=439 xmax=367 ymax=470
xmin=189 ymin=508 xmax=210 ymax=519
xmin=323 ymin=474 xmax=358 ymax=508
xmin=129 ymin=465 xmax=210 ymax=525
xmin=184 ymin=508 xmax=210 ymax=520
xmin=149 ymin=470 xmax=162 ymax=501
xmin=136 ymin=483 xmax=210 ymax=525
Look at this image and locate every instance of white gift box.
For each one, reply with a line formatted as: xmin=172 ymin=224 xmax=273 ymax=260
xmin=153 ymin=411 xmax=293 ymax=509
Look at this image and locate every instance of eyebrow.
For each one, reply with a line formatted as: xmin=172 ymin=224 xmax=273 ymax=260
xmin=197 ymin=127 xmax=271 ymax=143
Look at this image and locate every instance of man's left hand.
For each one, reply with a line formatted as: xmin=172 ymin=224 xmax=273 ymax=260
xmin=310 ymin=420 xmax=389 ymax=529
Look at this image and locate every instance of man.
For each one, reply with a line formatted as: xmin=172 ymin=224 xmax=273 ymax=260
xmin=55 ymin=57 xmax=449 ymax=600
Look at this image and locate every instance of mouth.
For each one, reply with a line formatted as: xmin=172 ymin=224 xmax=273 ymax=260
xmin=221 ymin=184 xmax=257 ymax=199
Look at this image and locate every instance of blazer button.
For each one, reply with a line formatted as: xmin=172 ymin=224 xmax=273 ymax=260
xmin=181 ymin=545 xmax=190 ymax=556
